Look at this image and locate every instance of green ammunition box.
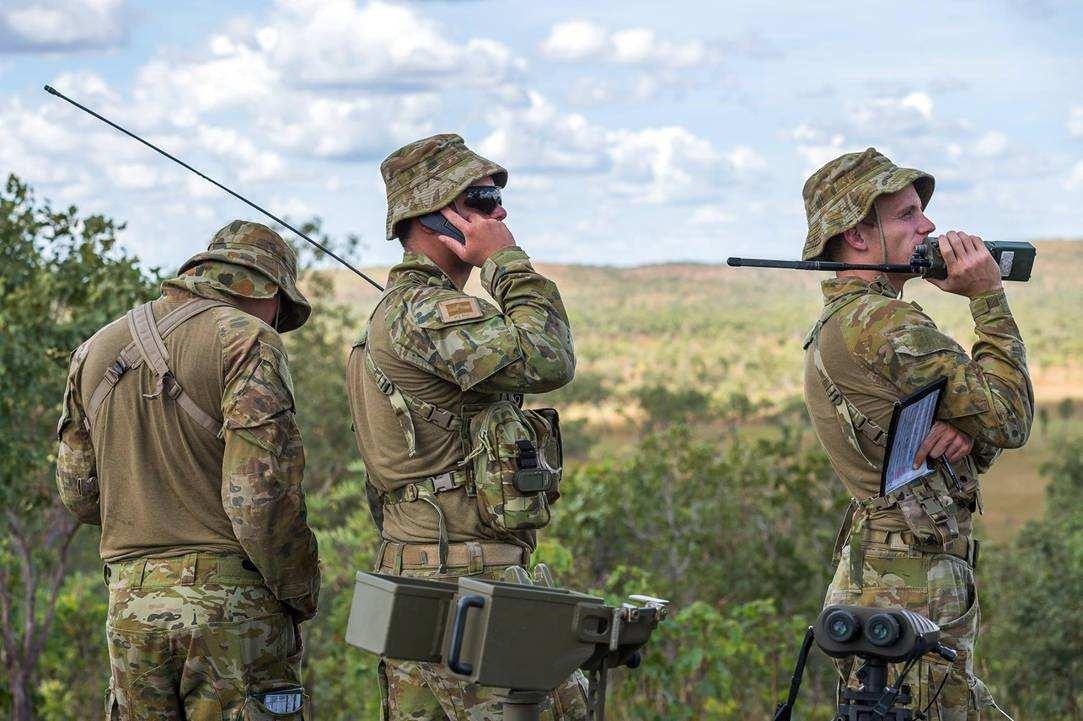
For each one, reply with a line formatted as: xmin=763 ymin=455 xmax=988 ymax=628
xmin=345 ymin=572 xmax=457 ymax=662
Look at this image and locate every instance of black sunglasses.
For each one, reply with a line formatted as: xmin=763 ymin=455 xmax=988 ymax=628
xmin=462 ymin=185 xmax=502 ymax=214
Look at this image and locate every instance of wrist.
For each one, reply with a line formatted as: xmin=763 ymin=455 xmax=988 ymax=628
xmin=480 ymin=245 xmax=531 ymax=292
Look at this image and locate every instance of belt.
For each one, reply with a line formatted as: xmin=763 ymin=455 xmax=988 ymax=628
xmin=383 ymin=470 xmax=471 ymax=505
xmin=863 ymin=529 xmax=979 ymax=568
xmin=378 ymin=540 xmax=529 ymax=574
xmin=103 ymin=552 xmax=265 ymax=587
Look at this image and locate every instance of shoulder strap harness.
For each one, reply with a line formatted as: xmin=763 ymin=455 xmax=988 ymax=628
xmin=85 ymin=298 xmax=231 ymax=436
xmin=803 ymin=293 xmax=887 ymax=469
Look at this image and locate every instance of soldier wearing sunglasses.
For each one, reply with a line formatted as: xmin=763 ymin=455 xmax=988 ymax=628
xmin=345 ymin=134 xmax=587 ymax=720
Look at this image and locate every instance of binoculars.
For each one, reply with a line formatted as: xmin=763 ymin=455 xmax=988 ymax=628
xmin=816 ymin=605 xmax=956 ymax=664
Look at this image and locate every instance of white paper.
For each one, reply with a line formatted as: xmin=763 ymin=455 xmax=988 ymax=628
xmin=883 ymin=389 xmax=941 ymax=494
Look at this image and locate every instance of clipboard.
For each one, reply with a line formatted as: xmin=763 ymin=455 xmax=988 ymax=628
xmin=879 ymin=377 xmax=948 ymax=497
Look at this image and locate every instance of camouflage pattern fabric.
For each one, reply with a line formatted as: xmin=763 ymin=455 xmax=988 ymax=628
xmin=104 ymin=553 xmax=306 ymax=721
xmin=218 ymin=313 xmax=320 ymax=619
xmin=826 ymin=544 xmax=992 ymax=720
xmin=803 ymin=276 xmax=1033 ymax=534
xmin=383 ymin=249 xmax=574 ymax=394
xmin=375 ymin=561 xmax=589 ymax=721
xmin=802 ymin=148 xmax=934 ymax=260
xmin=381 ymin=133 xmax=507 ymax=239
xmin=469 ymin=401 xmax=557 ymax=532
xmin=179 ymin=220 xmax=310 ymax=332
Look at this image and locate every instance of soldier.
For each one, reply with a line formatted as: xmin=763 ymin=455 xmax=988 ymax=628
xmin=346 ymin=133 xmax=588 ymax=720
xmin=56 ymin=221 xmax=321 ymax=720
xmin=800 ymin=148 xmax=1033 ymax=719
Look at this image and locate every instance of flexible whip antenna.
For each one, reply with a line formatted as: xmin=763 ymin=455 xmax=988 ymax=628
xmin=44 ymin=84 xmax=384 ymax=292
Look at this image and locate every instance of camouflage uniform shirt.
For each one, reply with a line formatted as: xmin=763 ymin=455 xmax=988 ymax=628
xmin=56 ymin=278 xmax=320 ymax=618
xmin=346 ymin=246 xmax=574 ymax=547
xmin=804 ymin=275 xmax=1034 ymax=534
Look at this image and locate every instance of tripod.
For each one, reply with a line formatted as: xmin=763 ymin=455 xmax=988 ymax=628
xmin=835 ymin=658 xmax=913 ymax=721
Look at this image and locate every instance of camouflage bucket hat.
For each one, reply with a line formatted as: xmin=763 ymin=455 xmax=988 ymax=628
xmin=801 ymin=147 xmax=934 ymax=260
xmin=381 ymin=133 xmax=507 ymax=240
xmin=178 ymin=220 xmax=311 ymax=332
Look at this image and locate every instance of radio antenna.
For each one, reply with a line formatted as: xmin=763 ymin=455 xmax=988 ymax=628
xmin=44 ymin=84 xmax=384 ymax=292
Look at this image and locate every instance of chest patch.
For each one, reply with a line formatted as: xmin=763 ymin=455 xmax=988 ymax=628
xmin=436 ymin=297 xmax=483 ymax=323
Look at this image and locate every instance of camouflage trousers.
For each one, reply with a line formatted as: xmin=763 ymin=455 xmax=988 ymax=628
xmin=375 ymin=547 xmax=590 ymax=721
xmin=825 ymin=543 xmax=994 ymax=721
xmin=104 ymin=552 xmax=307 ymax=721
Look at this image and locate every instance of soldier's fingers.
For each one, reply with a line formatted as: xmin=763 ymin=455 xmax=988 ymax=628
xmin=914 ymin=430 xmax=943 ymax=468
xmin=439 ymin=206 xmax=471 ymax=231
xmin=959 ymin=233 xmax=980 ymax=256
xmin=436 ymin=234 xmax=469 ymax=259
xmin=948 ymin=437 xmax=970 ymax=462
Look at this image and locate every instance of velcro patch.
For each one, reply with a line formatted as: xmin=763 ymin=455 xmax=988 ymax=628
xmin=436 ymin=297 xmax=483 ymax=323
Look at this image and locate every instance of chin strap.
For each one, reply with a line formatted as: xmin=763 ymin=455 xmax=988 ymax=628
xmin=872 ymin=202 xmax=903 ymax=299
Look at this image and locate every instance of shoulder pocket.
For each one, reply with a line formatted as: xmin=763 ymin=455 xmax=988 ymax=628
xmin=890 ymin=326 xmax=965 ymax=358
xmin=224 ymin=342 xmax=297 ymax=454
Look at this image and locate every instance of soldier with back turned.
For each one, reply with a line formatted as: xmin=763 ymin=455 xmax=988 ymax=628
xmin=56 ymin=221 xmax=320 ymax=720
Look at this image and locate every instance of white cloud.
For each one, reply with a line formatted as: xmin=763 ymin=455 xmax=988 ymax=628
xmin=106 ymin=162 xmax=161 ymax=190
xmin=266 ymin=0 xmax=521 ymax=91
xmin=538 ymin=19 xmax=608 ymax=61
xmin=607 ymin=126 xmax=723 ymax=203
xmin=260 ymin=95 xmax=438 ymax=161
xmin=973 ymin=130 xmax=1008 ymax=158
xmin=477 ymin=91 xmax=609 ymax=173
xmin=1070 ymin=106 xmax=1083 ymax=138
xmin=1065 ymin=160 xmax=1083 ymax=190
xmin=539 ymin=19 xmax=722 ymax=70
xmin=726 ymin=146 xmax=767 ymax=173
xmin=689 ymin=206 xmax=736 ymax=225
xmin=0 ymin=0 xmax=128 ymax=52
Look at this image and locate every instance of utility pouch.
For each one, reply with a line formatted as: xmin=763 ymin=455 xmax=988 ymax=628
xmin=469 ymin=400 xmax=562 ymax=532
xmin=892 ymin=472 xmax=961 ymax=547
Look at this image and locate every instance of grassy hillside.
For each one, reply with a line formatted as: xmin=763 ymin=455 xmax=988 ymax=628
xmin=325 ymin=240 xmax=1082 ymax=542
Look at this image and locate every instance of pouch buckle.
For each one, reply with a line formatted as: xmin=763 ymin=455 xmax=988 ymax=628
xmin=431 ymin=472 xmax=456 ymax=493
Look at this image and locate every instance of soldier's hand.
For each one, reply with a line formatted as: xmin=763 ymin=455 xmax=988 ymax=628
xmin=914 ymin=420 xmax=973 ymax=469
xmin=926 ymin=231 xmax=1003 ymax=297
xmin=436 ymin=205 xmax=515 ymax=267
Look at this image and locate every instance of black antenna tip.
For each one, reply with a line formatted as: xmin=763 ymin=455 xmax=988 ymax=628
xmin=44 ymin=84 xmax=58 ymax=95
xmin=726 ymin=257 xmax=742 ymax=266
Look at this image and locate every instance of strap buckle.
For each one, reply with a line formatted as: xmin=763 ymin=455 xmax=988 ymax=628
xmin=402 ymin=484 xmax=419 ymax=502
xmin=431 ymin=472 xmax=456 ymax=493
xmin=163 ymin=372 xmax=183 ymax=400
xmin=104 ymin=359 xmax=126 ymax=384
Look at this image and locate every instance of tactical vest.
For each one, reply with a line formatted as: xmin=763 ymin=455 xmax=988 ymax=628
xmin=803 ymin=291 xmax=982 ymax=553
xmin=77 ymin=298 xmax=231 ymax=436
xmin=355 ymin=287 xmax=562 ymax=572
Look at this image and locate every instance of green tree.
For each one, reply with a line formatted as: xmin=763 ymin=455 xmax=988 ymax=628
xmin=0 ymin=176 xmax=158 ymax=721
xmin=983 ymin=436 xmax=1083 ymax=718
xmin=546 ymin=421 xmax=845 ymax=718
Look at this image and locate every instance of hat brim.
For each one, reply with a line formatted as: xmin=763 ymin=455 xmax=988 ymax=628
xmin=178 ymin=255 xmax=311 ymax=332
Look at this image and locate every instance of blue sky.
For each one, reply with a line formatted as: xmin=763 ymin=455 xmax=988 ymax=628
xmin=1 ymin=0 xmax=1080 ymax=271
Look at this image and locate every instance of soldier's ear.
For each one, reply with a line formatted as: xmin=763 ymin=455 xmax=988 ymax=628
xmin=841 ymin=227 xmax=869 ymax=253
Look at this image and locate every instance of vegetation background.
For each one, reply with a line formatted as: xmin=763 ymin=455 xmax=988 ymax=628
xmin=2 ymin=177 xmax=1080 ymax=719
